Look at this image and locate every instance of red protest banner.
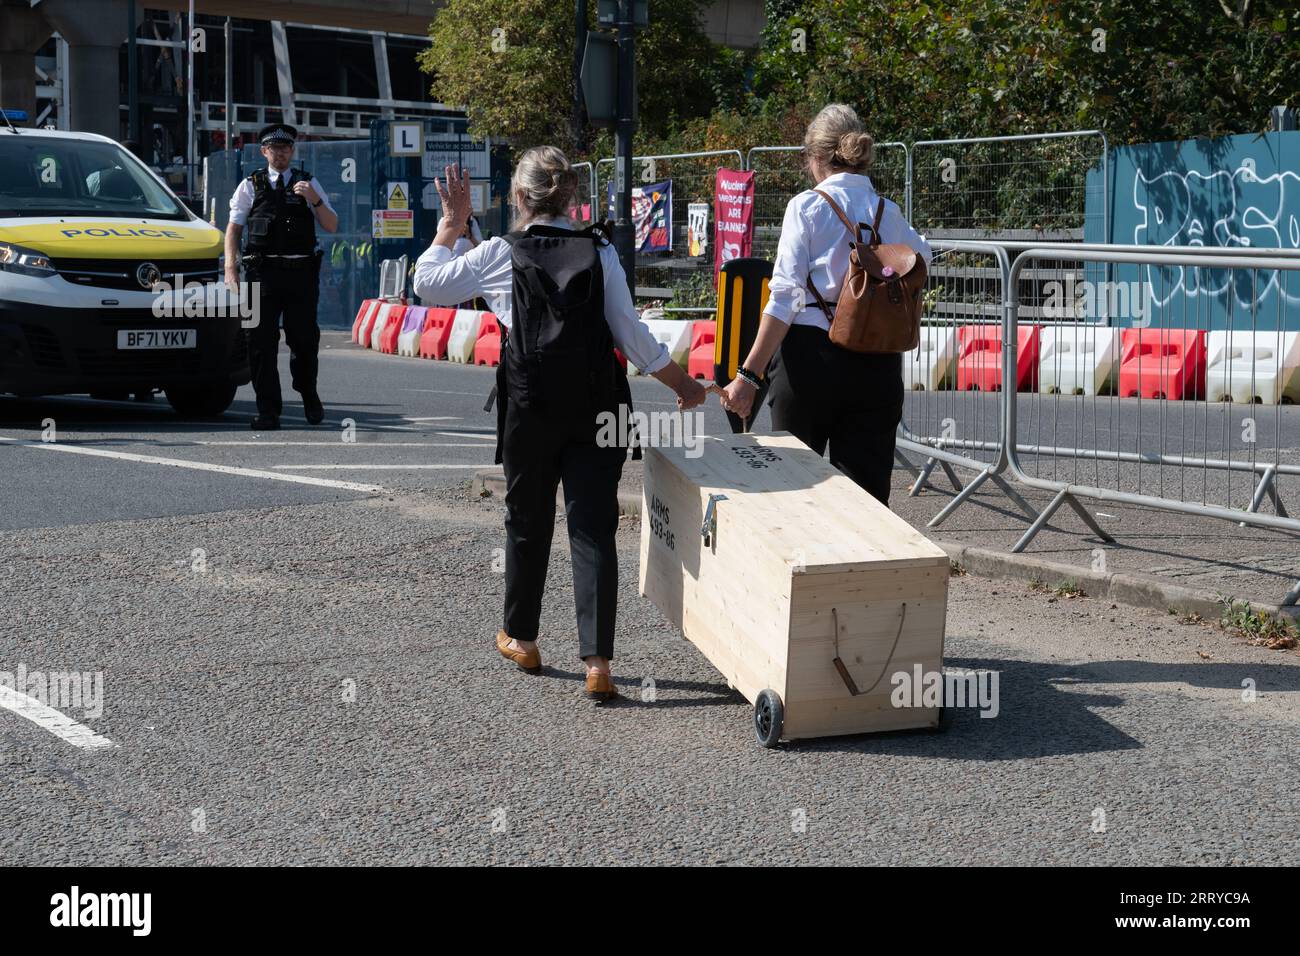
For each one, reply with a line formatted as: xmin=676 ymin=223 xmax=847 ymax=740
xmin=714 ymin=168 xmax=755 ymax=280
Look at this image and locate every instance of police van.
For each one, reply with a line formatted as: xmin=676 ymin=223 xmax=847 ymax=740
xmin=0 ymin=122 xmax=248 ymax=417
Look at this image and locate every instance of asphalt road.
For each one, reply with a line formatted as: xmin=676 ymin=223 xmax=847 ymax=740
xmin=1 ymin=332 xmax=1298 ymax=864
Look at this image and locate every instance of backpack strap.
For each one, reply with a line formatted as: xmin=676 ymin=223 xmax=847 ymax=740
xmin=868 ymin=197 xmax=885 ymax=246
xmin=811 ymin=188 xmax=862 ymax=245
xmin=805 ymin=276 xmax=835 ymax=323
xmin=806 ymin=188 xmax=856 ymax=323
xmin=583 ymin=220 xmax=614 ymax=246
xmin=812 ymin=188 xmax=887 ymax=246
xmin=506 ymin=222 xmax=610 ymax=245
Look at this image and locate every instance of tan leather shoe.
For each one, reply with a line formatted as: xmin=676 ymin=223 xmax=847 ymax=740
xmin=585 ymin=669 xmax=618 ymax=702
xmin=496 ymin=630 xmax=542 ymax=674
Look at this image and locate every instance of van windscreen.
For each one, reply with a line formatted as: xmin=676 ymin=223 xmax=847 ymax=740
xmin=0 ymin=137 xmax=189 ymax=220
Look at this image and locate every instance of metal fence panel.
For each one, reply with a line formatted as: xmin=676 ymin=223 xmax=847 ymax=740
xmin=894 ymin=239 xmax=1045 ymax=524
xmin=595 ymin=150 xmax=743 ymax=305
xmin=909 ymin=131 xmax=1107 ymax=241
xmin=746 ymin=142 xmax=908 ymax=264
xmin=1005 ymin=246 xmax=1300 ymax=604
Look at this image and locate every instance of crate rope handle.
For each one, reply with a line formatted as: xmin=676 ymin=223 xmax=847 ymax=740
xmin=831 ymin=602 xmax=908 ymax=697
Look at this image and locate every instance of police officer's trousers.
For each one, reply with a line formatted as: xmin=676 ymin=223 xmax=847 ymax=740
xmin=245 ymin=257 xmax=321 ymax=417
xmin=500 ymin=400 xmax=625 ymax=661
xmin=767 ymin=323 xmax=904 ymax=506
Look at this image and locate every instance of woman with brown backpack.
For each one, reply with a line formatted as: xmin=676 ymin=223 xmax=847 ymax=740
xmin=717 ymin=104 xmax=932 ymax=506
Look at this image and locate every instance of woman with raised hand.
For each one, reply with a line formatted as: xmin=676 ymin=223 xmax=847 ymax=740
xmin=414 ymin=147 xmax=708 ymax=701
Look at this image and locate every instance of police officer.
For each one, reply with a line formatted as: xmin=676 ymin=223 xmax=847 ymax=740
xmin=224 ymin=124 xmax=338 ymax=430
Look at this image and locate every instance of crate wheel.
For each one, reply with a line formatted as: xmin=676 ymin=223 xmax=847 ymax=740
xmin=753 ymin=689 xmax=784 ymax=748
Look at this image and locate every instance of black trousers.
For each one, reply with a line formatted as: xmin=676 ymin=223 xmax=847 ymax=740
xmin=767 ymin=323 xmax=904 ymax=506
xmin=501 ymin=400 xmax=625 ymax=660
xmin=244 ymin=258 xmax=321 ymax=417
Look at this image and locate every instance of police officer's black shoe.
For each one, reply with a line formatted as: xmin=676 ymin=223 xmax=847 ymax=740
xmin=250 ymin=414 xmax=280 ymax=431
xmin=302 ymin=391 xmax=325 ymax=425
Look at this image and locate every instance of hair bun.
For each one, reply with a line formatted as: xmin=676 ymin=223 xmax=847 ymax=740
xmin=836 ymin=131 xmax=874 ymax=168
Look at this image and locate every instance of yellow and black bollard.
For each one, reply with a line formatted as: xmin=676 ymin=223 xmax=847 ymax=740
xmin=713 ymin=257 xmax=773 ymax=433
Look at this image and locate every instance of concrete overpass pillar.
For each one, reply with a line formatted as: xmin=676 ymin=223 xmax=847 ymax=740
xmin=39 ymin=0 xmax=131 ymax=138
xmin=0 ymin=2 xmax=52 ymax=125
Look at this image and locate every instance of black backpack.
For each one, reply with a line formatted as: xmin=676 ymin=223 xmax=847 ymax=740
xmin=501 ymin=222 xmax=622 ymax=415
xmin=486 ymin=222 xmax=639 ymax=462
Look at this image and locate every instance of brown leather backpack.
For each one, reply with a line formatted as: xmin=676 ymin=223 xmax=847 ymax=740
xmin=805 ymin=189 xmax=927 ymax=353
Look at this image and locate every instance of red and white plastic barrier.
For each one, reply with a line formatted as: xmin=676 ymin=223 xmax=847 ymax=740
xmin=630 ymin=319 xmax=693 ymax=376
xmin=687 ymin=321 xmax=717 ymax=380
xmin=446 ymin=310 xmax=485 ymax=364
xmin=355 ymin=300 xmax=384 ymax=347
xmin=956 ymin=324 xmax=1039 ymax=392
xmin=397 ymin=306 xmax=428 ymax=357
xmin=352 ymin=299 xmax=380 ymax=344
xmin=417 ymin=308 xmax=456 ymax=360
xmin=1037 ymin=325 xmax=1120 ymax=396
xmin=904 ymin=326 xmax=957 ymax=391
xmin=1118 ymin=328 xmax=1206 ymax=400
xmin=379 ymin=305 xmax=408 ymax=355
xmin=474 ymin=313 xmax=502 ymax=366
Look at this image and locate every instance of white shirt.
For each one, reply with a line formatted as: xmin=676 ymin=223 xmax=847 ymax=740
xmin=452 ymin=217 xmax=484 ymax=257
xmin=412 ymin=215 xmax=672 ymax=375
xmin=766 ymin=171 xmax=932 ymax=329
xmin=228 ymin=166 xmax=336 ymax=229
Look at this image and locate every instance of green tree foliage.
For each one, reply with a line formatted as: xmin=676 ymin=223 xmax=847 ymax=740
xmin=421 ymin=0 xmax=752 ymax=157
xmin=753 ymin=0 xmax=1300 ymax=145
xmin=421 ymin=0 xmax=1297 ymax=162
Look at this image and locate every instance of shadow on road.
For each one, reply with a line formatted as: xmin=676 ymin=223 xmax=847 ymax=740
xmin=751 ymin=653 xmax=1299 ymax=759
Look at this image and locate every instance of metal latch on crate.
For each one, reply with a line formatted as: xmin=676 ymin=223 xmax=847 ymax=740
xmin=700 ymin=493 xmax=728 ymax=547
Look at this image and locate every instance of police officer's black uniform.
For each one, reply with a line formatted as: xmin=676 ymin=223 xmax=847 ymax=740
xmin=238 ymin=125 xmax=325 ymax=430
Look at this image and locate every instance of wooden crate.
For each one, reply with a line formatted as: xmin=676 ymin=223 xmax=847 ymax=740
xmin=639 ymin=431 xmax=950 ymax=746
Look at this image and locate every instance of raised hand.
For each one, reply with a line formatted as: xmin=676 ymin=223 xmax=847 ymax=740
xmin=434 ymin=163 xmax=472 ymax=226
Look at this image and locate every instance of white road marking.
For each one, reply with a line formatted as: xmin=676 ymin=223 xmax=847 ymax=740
xmin=320 ymin=420 xmax=421 ymax=432
xmin=273 ymin=464 xmax=492 ymax=470
xmin=189 ymin=441 xmax=492 ymax=448
xmin=434 ymin=431 xmax=495 ymax=441
xmin=0 ymin=434 xmax=384 ymax=493
xmin=0 ymin=686 xmax=115 ymax=750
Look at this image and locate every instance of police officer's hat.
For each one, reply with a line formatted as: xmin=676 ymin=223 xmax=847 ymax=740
xmin=259 ymin=124 xmax=298 ymax=146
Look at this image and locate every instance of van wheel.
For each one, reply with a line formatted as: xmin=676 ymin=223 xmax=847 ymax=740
xmin=165 ymin=383 xmax=237 ymax=419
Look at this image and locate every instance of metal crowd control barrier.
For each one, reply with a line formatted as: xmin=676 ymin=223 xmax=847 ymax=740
xmin=595 ymin=150 xmax=743 ymax=302
xmin=595 ymin=149 xmax=743 ymax=227
xmin=895 ymin=239 xmax=1040 ymax=526
xmin=897 ymin=242 xmax=1300 ymax=604
xmin=378 ymin=255 xmax=408 ymax=300
xmin=1003 ymin=246 xmax=1300 ymax=605
xmin=908 ymin=130 xmax=1107 ymax=241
